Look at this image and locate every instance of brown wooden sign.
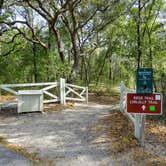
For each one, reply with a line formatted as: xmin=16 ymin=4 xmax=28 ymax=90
xmin=127 ymin=93 xmax=162 ymax=115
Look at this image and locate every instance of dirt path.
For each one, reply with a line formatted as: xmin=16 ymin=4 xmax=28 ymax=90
xmin=0 ymin=103 xmax=119 ymax=166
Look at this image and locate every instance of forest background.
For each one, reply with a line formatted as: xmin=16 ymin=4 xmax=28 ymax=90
xmin=0 ymin=0 xmax=166 ymax=119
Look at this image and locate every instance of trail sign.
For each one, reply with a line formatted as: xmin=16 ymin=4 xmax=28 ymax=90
xmin=136 ymin=68 xmax=153 ymax=94
xmin=127 ymin=93 xmax=162 ymax=115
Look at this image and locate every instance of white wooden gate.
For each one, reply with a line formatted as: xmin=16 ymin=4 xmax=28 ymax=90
xmin=0 ymin=82 xmax=59 ymax=104
xmin=66 ymin=83 xmax=88 ymax=102
xmin=0 ymin=78 xmax=88 ymax=107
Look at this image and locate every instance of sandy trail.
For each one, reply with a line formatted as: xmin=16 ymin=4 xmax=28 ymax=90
xmin=0 ymin=104 xmax=119 ymax=166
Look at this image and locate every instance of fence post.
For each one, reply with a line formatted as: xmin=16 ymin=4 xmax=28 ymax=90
xmin=86 ymin=87 xmax=88 ymax=104
xmin=134 ymin=114 xmax=142 ymax=139
xmin=60 ymin=78 xmax=66 ymax=105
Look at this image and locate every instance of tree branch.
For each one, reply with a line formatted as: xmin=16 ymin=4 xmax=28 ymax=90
xmin=0 ymin=20 xmax=28 ymax=26
xmin=0 ymin=32 xmax=21 ymax=44
xmin=24 ymin=0 xmax=50 ymax=21
xmin=36 ymin=0 xmax=53 ymax=19
xmin=76 ymin=8 xmax=98 ymax=30
xmin=13 ymin=27 xmax=47 ymax=48
xmin=1 ymin=43 xmax=21 ymax=57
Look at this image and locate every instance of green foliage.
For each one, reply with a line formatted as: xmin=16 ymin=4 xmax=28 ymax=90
xmin=0 ymin=0 xmax=166 ymax=97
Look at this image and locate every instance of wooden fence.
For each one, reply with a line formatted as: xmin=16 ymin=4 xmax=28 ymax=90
xmin=120 ymin=81 xmax=145 ymax=144
xmin=0 ymin=78 xmax=88 ymax=107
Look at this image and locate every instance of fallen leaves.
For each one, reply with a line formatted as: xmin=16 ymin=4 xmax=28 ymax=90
xmin=0 ymin=95 xmax=15 ymax=103
xmin=44 ymin=103 xmax=66 ymax=112
xmin=89 ymin=93 xmax=120 ymax=105
xmin=89 ymin=109 xmax=166 ymax=165
xmin=101 ymin=110 xmax=139 ymax=153
xmin=146 ymin=121 xmax=166 ymax=144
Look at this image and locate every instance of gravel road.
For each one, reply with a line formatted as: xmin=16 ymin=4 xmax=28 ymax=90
xmin=0 ymin=145 xmax=31 ymax=166
xmin=0 ymin=103 xmax=119 ymax=166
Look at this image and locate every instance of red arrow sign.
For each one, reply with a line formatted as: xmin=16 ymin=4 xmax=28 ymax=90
xmin=127 ymin=93 xmax=162 ymax=115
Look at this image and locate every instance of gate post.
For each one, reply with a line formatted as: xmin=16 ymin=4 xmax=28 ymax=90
xmin=60 ymin=78 xmax=66 ymax=105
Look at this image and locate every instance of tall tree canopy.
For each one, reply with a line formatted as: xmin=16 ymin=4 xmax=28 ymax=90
xmin=0 ymin=0 xmax=166 ymax=88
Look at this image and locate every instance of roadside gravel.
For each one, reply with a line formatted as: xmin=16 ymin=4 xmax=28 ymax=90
xmin=0 ymin=104 xmax=119 ymax=166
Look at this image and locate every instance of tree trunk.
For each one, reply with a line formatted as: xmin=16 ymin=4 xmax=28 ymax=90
xmin=52 ymin=26 xmax=65 ymax=63
xmin=82 ymin=54 xmax=89 ymax=86
xmin=69 ymin=48 xmax=79 ymax=84
xmin=109 ymin=54 xmax=112 ymax=80
xmin=32 ymin=43 xmax=37 ymax=82
xmin=137 ymin=0 xmax=141 ymax=68
xmin=68 ymin=26 xmax=80 ymax=83
xmin=46 ymin=25 xmax=52 ymax=81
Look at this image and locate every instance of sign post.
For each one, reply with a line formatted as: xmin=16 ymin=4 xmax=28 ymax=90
xmin=127 ymin=92 xmax=163 ymax=146
xmin=136 ymin=68 xmax=153 ymax=94
xmin=127 ymin=68 xmax=162 ymax=146
xmin=137 ymin=68 xmax=153 ymax=146
xmin=127 ymin=93 xmax=162 ymax=115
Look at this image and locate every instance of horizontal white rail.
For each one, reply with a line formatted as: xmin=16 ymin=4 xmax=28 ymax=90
xmin=0 ymin=82 xmax=59 ymax=88
xmin=65 ymin=97 xmax=86 ymax=101
xmin=41 ymin=84 xmax=58 ymax=91
xmin=43 ymin=99 xmax=60 ymax=104
xmin=65 ymin=83 xmax=85 ymax=89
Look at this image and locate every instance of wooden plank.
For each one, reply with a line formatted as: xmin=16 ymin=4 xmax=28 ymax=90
xmin=43 ymin=90 xmax=58 ymax=99
xmin=43 ymin=99 xmax=60 ymax=103
xmin=18 ymin=90 xmax=42 ymax=95
xmin=65 ymin=89 xmax=71 ymax=96
xmin=1 ymin=87 xmax=17 ymax=95
xmin=66 ymin=83 xmax=85 ymax=89
xmin=66 ymin=97 xmax=85 ymax=101
xmin=41 ymin=84 xmax=58 ymax=91
xmin=0 ymin=82 xmax=58 ymax=88
xmin=80 ymin=88 xmax=86 ymax=96
xmin=65 ymin=86 xmax=85 ymax=100
xmin=126 ymin=112 xmax=135 ymax=124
